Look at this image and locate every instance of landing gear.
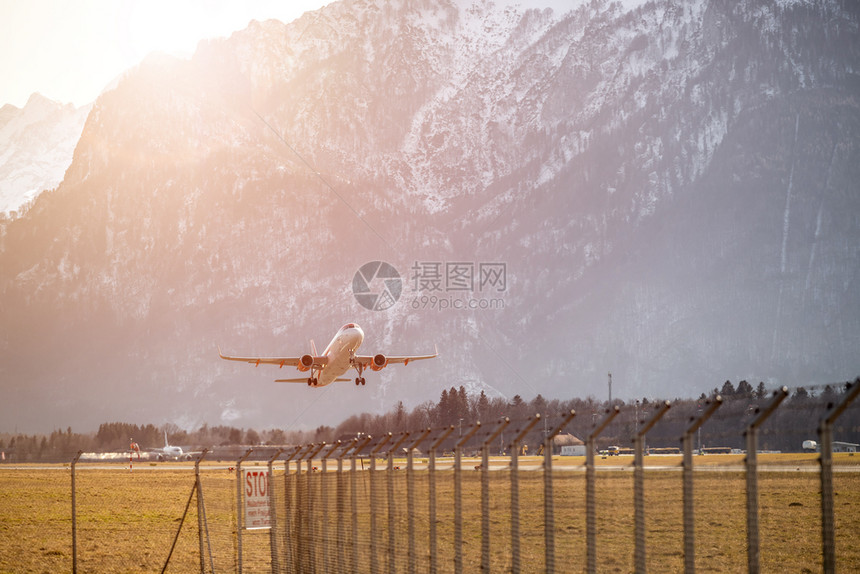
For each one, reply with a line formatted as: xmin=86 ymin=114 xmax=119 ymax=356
xmin=307 ymin=377 xmax=318 ymax=387
xmin=351 ymin=356 xmax=366 ymax=387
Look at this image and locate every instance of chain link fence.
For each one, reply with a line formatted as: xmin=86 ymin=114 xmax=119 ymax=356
xmin=1 ymin=381 xmax=858 ymax=573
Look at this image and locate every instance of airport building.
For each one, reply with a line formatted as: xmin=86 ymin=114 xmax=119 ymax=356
xmin=556 ymin=433 xmax=586 ymax=456
xmin=802 ymin=440 xmax=858 ymax=453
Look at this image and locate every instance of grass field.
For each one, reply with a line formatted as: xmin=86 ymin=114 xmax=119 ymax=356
xmin=1 ymin=454 xmax=858 ymax=573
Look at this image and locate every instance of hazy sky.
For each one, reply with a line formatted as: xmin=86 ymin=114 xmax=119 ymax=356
xmin=0 ymin=0 xmax=594 ymax=110
xmin=0 ymin=0 xmax=331 ymax=108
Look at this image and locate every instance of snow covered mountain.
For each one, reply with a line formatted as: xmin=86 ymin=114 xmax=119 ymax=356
xmin=1 ymin=0 xmax=858 ymax=433
xmin=0 ymin=93 xmax=91 ymax=215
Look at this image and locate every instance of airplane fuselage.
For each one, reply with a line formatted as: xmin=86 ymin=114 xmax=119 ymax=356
xmin=155 ymin=431 xmax=185 ymax=460
xmin=315 ymin=324 xmax=364 ymax=386
xmin=157 ymin=447 xmax=183 ymax=461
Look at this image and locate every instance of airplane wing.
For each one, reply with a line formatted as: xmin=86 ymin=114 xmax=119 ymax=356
xmin=179 ymin=450 xmax=205 ymax=460
xmin=355 ymin=345 xmax=438 ymax=367
xmin=275 ymin=377 xmax=352 ymax=383
xmin=219 ymin=347 xmax=328 ymax=368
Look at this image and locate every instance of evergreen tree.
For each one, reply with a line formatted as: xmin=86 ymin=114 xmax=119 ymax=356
xmin=531 ymin=394 xmax=548 ymax=415
xmin=314 ymin=425 xmax=333 ymax=442
xmin=436 ymin=388 xmax=450 ymax=426
xmin=268 ymin=428 xmax=287 ymax=444
xmin=736 ymin=380 xmax=754 ymax=398
xmin=456 ymin=386 xmax=470 ymax=424
xmin=476 ymin=390 xmax=490 ymax=422
xmin=394 ymin=401 xmax=407 ymax=430
xmin=228 ymin=428 xmax=242 ymax=445
xmin=509 ymin=394 xmax=527 ymax=419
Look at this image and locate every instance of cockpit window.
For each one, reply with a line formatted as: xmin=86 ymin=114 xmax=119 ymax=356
xmin=343 ymin=323 xmax=356 ymax=330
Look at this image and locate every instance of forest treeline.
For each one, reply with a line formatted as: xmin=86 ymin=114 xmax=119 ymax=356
xmin=2 ymin=378 xmax=858 ymax=463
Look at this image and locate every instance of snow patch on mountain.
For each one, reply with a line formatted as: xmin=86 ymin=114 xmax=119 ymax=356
xmin=0 ymin=93 xmax=91 ymax=215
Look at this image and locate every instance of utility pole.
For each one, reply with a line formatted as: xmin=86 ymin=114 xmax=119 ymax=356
xmin=635 ymin=399 xmax=640 ymax=436
xmin=697 ymin=401 xmax=703 ymax=454
xmin=608 ymin=372 xmax=612 ymax=405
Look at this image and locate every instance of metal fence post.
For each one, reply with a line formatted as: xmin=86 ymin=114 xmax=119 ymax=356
xmin=681 ymin=397 xmax=721 ymax=574
xmin=407 ymin=428 xmax=431 ymax=574
xmin=455 ymin=422 xmax=482 ymax=574
xmin=236 ymin=448 xmax=253 ymax=574
xmin=267 ymin=449 xmax=284 ymax=574
xmin=71 ymin=450 xmax=82 ymax=574
xmin=509 ymin=416 xmax=540 ymax=574
xmin=353 ymin=435 xmax=374 ymax=573
xmin=337 ymin=439 xmax=357 ymax=574
xmin=745 ymin=387 xmax=788 ymax=574
xmin=544 ymin=410 xmax=576 ymax=574
xmin=634 ymin=400 xmax=670 ymax=574
xmin=370 ymin=434 xmax=392 ymax=574
xmin=387 ymin=432 xmax=410 ymax=574
xmin=296 ymin=444 xmax=315 ymax=574
xmin=586 ymin=406 xmax=619 ymax=574
xmin=295 ymin=444 xmax=311 ymax=574
xmin=818 ymin=378 xmax=860 ymax=574
xmin=320 ymin=442 xmax=341 ymax=573
xmin=297 ymin=445 xmax=312 ymax=572
xmin=284 ymin=445 xmax=306 ymax=572
xmin=305 ymin=442 xmax=327 ymax=573
xmin=478 ymin=418 xmax=509 ymax=574
xmin=195 ymin=449 xmax=210 ymax=574
xmin=428 ymin=426 xmax=454 ymax=574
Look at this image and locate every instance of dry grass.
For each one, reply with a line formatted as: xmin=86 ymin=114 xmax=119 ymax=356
xmin=1 ymin=455 xmax=858 ymax=573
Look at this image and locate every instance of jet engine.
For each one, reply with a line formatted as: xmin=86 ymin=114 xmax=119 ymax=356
xmin=370 ymin=354 xmax=388 ymax=371
xmin=298 ymin=354 xmax=314 ymax=372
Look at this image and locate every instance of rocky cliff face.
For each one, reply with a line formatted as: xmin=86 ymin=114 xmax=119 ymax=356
xmin=0 ymin=93 xmax=91 ymax=215
xmin=1 ymin=0 xmax=858 ymax=432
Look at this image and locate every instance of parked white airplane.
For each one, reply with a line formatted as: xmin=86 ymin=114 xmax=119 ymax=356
xmin=219 ymin=323 xmax=437 ymax=387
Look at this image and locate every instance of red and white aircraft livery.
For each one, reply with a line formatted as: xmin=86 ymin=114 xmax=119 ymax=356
xmin=219 ymin=323 xmax=437 ymax=387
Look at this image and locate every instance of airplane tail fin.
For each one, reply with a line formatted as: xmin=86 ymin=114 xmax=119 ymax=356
xmin=164 ymin=430 xmax=169 ymax=448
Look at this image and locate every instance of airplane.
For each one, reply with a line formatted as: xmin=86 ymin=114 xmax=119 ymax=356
xmin=219 ymin=323 xmax=437 ymax=387
xmin=151 ymin=431 xmax=193 ymax=461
